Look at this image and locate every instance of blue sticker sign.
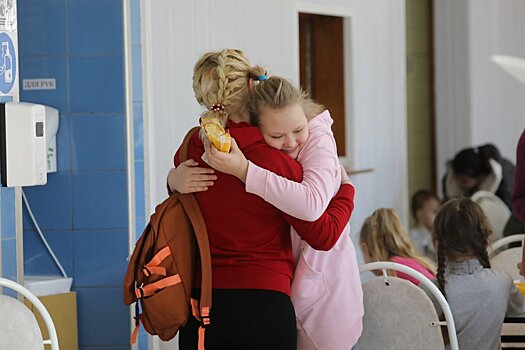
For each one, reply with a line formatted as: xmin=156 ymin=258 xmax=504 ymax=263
xmin=0 ymin=32 xmax=16 ymax=95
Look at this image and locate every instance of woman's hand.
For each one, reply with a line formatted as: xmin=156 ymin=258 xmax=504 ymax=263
xmin=340 ymin=164 xmax=353 ymax=185
xmin=203 ymin=138 xmax=249 ymax=183
xmin=167 ymin=159 xmax=217 ymax=194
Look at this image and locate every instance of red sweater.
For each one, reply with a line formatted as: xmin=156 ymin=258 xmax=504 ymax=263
xmin=174 ymin=121 xmax=354 ymax=296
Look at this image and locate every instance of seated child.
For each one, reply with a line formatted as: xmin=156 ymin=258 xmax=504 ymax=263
xmin=360 ymin=208 xmax=436 ymax=285
xmin=432 ymin=198 xmax=525 ymax=350
xmin=410 ymin=189 xmax=441 ymax=260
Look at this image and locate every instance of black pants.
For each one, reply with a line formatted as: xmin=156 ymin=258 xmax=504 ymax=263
xmin=179 ymin=289 xmax=297 ymax=350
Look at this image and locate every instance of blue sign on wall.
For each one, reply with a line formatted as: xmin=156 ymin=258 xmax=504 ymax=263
xmin=0 ymin=32 xmax=16 ymax=95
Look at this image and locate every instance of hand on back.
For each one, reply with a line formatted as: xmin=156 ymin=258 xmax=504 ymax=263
xmin=167 ymin=159 xmax=217 ymax=194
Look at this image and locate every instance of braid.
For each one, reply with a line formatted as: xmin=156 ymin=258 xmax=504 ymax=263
xmin=208 ymin=50 xmax=229 ymax=126
xmin=477 ymin=202 xmax=493 ymax=268
xmin=193 ymin=49 xmax=270 ymax=128
xmin=436 ymin=238 xmax=447 ymax=299
xmin=215 ymin=50 xmax=229 ymax=103
xmin=478 ymin=245 xmax=491 ymax=268
xmin=469 ymin=224 xmax=491 ymax=268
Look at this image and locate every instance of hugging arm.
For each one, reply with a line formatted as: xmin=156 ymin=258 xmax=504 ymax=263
xmin=284 ymin=183 xmax=355 ymax=250
xmin=220 ymin=133 xmax=355 ymax=251
xmin=168 ymin=149 xmax=217 ymax=195
xmin=206 ymin=132 xmax=342 ymax=221
xmin=246 ymin=133 xmax=341 ymax=221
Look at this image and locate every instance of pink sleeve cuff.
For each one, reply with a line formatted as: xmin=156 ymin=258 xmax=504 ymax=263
xmin=245 ymin=161 xmax=269 ymax=198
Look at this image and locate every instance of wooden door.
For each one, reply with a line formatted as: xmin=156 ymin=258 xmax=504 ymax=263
xmin=299 ymin=13 xmax=346 ymax=156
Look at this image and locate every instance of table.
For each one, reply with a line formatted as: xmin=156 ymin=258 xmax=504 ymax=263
xmin=502 ymin=317 xmax=525 ymax=349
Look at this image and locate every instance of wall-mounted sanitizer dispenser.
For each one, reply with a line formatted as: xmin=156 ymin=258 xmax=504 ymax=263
xmin=44 ymin=105 xmax=59 ymax=173
xmin=0 ymin=102 xmax=59 ymax=187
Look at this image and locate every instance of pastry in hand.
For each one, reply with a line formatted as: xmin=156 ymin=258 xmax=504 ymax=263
xmin=200 ymin=117 xmax=231 ymax=153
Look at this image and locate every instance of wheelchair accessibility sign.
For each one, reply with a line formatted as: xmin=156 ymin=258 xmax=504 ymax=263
xmin=0 ymin=31 xmax=15 ymax=95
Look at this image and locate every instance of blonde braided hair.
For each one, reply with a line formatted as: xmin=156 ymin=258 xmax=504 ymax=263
xmin=193 ymin=49 xmax=266 ymax=127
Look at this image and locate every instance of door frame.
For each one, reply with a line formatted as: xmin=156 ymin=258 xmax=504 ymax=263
xmin=295 ymin=2 xmax=355 ymax=168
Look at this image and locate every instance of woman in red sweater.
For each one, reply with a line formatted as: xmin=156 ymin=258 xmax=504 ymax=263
xmin=171 ymin=49 xmax=354 ymax=350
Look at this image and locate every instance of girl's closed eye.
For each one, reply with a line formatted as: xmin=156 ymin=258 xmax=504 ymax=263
xmin=270 ymin=134 xmax=283 ymax=139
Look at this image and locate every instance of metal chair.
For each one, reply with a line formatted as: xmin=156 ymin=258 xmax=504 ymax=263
xmin=0 ymin=277 xmax=59 ymax=350
xmin=357 ymin=261 xmax=458 ymax=350
xmin=488 ymin=234 xmax=524 ymax=281
xmin=471 ymin=190 xmax=512 ymax=242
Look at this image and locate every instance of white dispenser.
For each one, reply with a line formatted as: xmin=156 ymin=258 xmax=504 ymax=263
xmin=1 ymin=102 xmax=48 ymax=187
xmin=44 ymin=105 xmax=59 ymax=173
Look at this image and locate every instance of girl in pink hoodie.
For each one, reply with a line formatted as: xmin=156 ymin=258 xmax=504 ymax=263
xmin=201 ymin=76 xmax=364 ymax=350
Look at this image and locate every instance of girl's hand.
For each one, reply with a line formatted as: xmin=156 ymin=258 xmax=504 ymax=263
xmin=203 ymin=138 xmax=249 ymax=183
xmin=167 ymin=159 xmax=217 ymax=194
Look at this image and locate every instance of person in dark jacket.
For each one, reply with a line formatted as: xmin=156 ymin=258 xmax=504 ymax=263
xmin=442 ymin=144 xmax=515 ymax=209
xmin=443 ymin=143 xmax=525 ymax=238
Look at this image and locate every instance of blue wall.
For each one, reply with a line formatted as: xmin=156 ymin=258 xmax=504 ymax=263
xmin=14 ymin=0 xmax=145 ymax=349
xmin=1 ymin=179 xmax=16 ymax=284
xmin=130 ymin=0 xmax=147 ymax=347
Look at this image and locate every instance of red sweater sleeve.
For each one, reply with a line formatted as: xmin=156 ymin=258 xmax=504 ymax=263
xmin=285 ymin=184 xmax=355 ymax=250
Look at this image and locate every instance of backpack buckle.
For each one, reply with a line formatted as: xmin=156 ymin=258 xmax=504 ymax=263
xmin=200 ymin=307 xmax=210 ymax=328
xmin=200 ymin=315 xmax=210 ymax=328
xmin=135 ymin=287 xmax=145 ymax=299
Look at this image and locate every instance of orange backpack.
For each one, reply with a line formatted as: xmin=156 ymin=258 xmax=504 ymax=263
xmin=123 ymin=127 xmax=212 ymax=346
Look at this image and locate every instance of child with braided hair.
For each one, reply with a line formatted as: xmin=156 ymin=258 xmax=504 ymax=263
xmin=432 ymin=198 xmax=525 ymax=350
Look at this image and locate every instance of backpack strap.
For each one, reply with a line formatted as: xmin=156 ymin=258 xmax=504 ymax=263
xmin=180 ymin=126 xmax=213 ymax=348
xmin=142 ymin=246 xmax=171 ymax=277
xmin=181 ymin=194 xmax=212 ymax=350
xmin=178 ymin=127 xmax=212 ymax=305
xmin=180 ymin=195 xmax=212 ymax=310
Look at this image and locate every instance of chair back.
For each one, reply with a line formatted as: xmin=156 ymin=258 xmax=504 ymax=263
xmin=0 ymin=277 xmax=59 ymax=350
xmin=491 ymin=248 xmax=522 ymax=280
xmin=489 ymin=234 xmax=524 ymax=280
xmin=471 ymin=190 xmax=511 ymax=241
xmin=358 ymin=262 xmax=458 ymax=350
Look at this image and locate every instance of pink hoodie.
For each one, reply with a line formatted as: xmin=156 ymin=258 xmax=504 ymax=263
xmin=245 ymin=111 xmax=364 ymax=349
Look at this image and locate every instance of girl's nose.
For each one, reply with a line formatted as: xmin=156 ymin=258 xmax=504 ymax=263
xmin=284 ymin=136 xmax=297 ymax=148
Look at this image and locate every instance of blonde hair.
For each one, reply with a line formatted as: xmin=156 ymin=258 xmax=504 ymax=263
xmin=246 ymin=76 xmax=324 ymax=126
xmin=360 ymin=208 xmax=436 ymax=274
xmin=193 ymin=49 xmax=266 ymax=127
